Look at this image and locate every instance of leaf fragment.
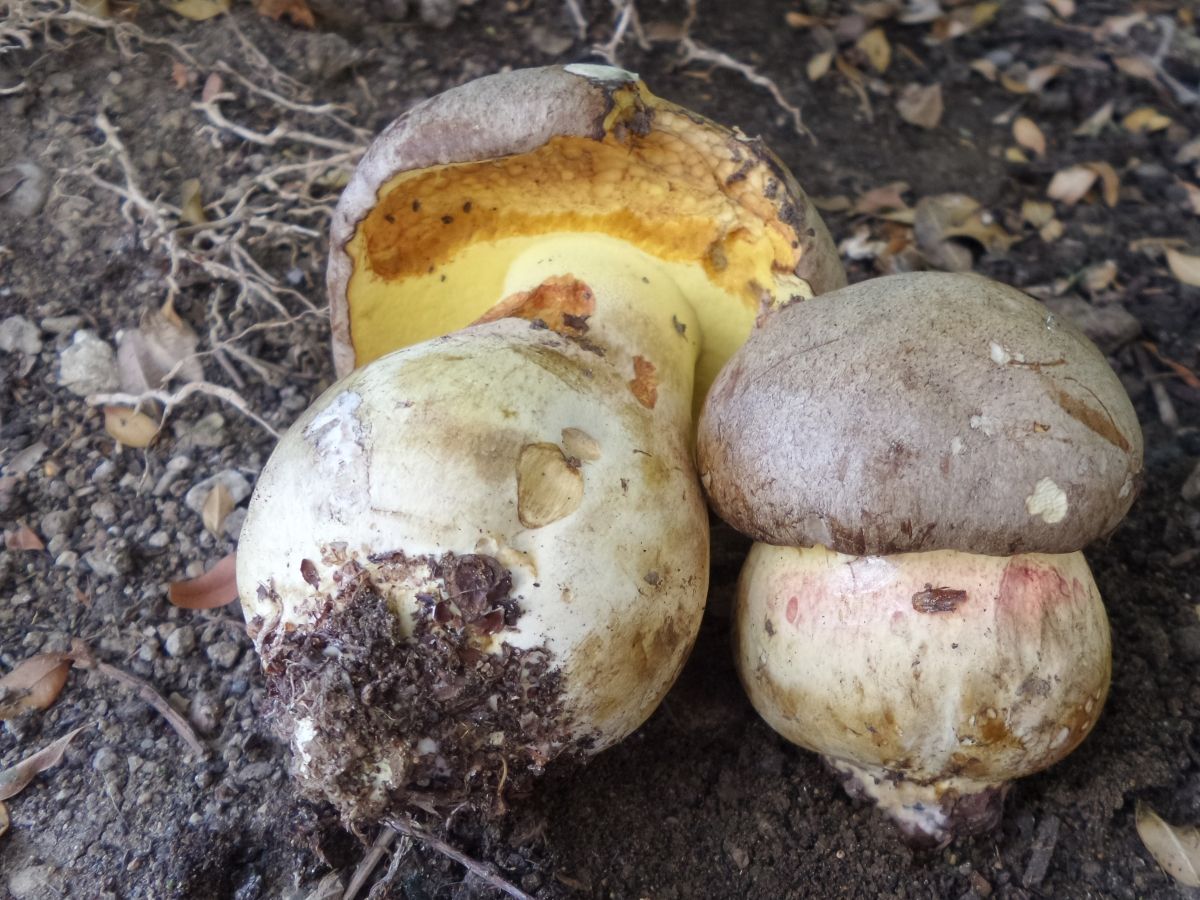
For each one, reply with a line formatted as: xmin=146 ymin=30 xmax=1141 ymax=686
xmin=116 ymin=301 xmax=204 ymax=393
xmin=201 ymin=482 xmax=235 ymax=536
xmin=855 ymin=182 xmax=910 ymax=215
xmin=4 ymin=524 xmax=43 ymax=552
xmin=1021 ymin=199 xmax=1056 ymax=228
xmin=168 ymin=553 xmax=239 ymax=610
xmin=1122 ymin=107 xmax=1171 ymax=134
xmin=896 ymin=83 xmax=943 ymax=129
xmin=179 ymin=178 xmax=207 ymax=226
xmin=807 ymin=50 xmax=834 ymax=82
xmin=1074 ymin=101 xmax=1114 ymax=137
xmin=104 ymin=406 xmax=159 ymax=448
xmin=1084 ymin=161 xmax=1120 ymax=207
xmin=0 ymin=726 xmax=88 ymax=801
xmin=164 ymin=0 xmax=230 ymax=21
xmin=0 ymin=653 xmax=72 ymax=720
xmin=1081 ymin=260 xmax=1118 ymax=293
xmin=857 ymin=28 xmax=891 ymax=74
xmin=1013 ymin=117 xmax=1046 ymax=157
xmin=1136 ymin=802 xmax=1200 ymax=887
xmin=1181 ymin=182 xmax=1200 ymax=216
xmin=1047 ymin=165 xmax=1099 ymax=205
xmin=1113 ymin=56 xmax=1157 ymax=81
xmin=254 ymin=0 xmax=315 ymax=28
xmin=1167 ymin=249 xmax=1200 ymax=287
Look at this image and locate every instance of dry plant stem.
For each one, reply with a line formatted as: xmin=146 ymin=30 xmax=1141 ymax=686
xmin=344 ymin=827 xmax=397 ymax=900
xmin=385 ymin=817 xmax=533 ymax=900
xmin=70 ymin=643 xmax=206 ymax=757
xmin=367 ymin=834 xmax=412 ymax=900
xmin=563 ymin=0 xmax=588 ymax=41
xmin=1134 ymin=342 xmax=1180 ymax=429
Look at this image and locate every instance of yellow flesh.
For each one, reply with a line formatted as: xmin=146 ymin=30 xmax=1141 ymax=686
xmin=344 ymin=85 xmax=813 ymax=404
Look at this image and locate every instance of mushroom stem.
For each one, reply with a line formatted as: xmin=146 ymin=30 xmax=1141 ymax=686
xmin=734 ymin=543 xmax=1111 ymax=846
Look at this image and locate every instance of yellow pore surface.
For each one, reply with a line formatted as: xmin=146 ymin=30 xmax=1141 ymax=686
xmin=345 ymin=92 xmax=810 ymax=403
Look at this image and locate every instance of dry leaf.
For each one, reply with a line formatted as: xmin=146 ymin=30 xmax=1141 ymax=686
xmin=1098 ymin=12 xmax=1146 ymax=38
xmin=896 ymin=83 xmax=943 ymax=129
xmin=785 ymin=11 xmax=824 ymax=28
xmin=899 ymin=0 xmax=943 ymax=24
xmin=914 ymin=194 xmax=1015 ymax=271
xmin=179 ymin=178 xmax=207 ymax=226
xmin=201 ymin=72 xmax=223 ymax=104
xmin=1021 ymin=199 xmax=1056 ymax=228
xmin=1167 ymin=249 xmax=1200 ymax=287
xmin=0 ymin=726 xmax=88 ymax=802
xmin=170 ymin=61 xmax=193 ymax=91
xmin=1181 ymin=182 xmax=1200 ymax=216
xmin=855 ymin=182 xmax=910 ymax=215
xmin=969 ymin=58 xmax=998 ymax=81
xmin=116 ymin=301 xmax=204 ymax=394
xmin=807 ymin=50 xmax=834 ymax=82
xmin=1074 ymin=101 xmax=1114 ymax=137
xmin=201 ymin=482 xmax=234 ymax=536
xmin=811 ymin=195 xmax=853 ymax=212
xmin=1046 ymin=0 xmax=1074 ymax=16
xmin=838 ymin=224 xmax=887 ymax=261
xmin=1082 ymin=260 xmax=1118 ymax=293
xmin=1047 ymin=165 xmax=1099 ymax=205
xmin=0 ymin=653 xmax=72 ymax=720
xmin=254 ymin=0 xmax=315 ymax=28
xmin=1039 ymin=219 xmax=1065 ymax=242
xmin=169 ymin=553 xmax=239 ymax=609
xmin=1136 ymin=802 xmax=1200 ymax=887
xmin=1084 ymin=161 xmax=1120 ymax=207
xmin=4 ymin=524 xmax=43 ymax=552
xmin=104 ymin=406 xmax=159 ymax=448
xmin=1002 ymin=63 xmax=1062 ymax=94
xmin=931 ymin=2 xmax=997 ymax=40
xmin=1005 ymin=147 xmax=1029 ymax=164
xmin=0 ymin=801 xmax=8 ymax=839
xmin=1142 ymin=342 xmax=1200 ymax=389
xmin=857 ymin=28 xmax=891 ymax=73
xmin=1123 ymin=107 xmax=1171 ymax=134
xmin=1176 ymin=138 xmax=1200 ymax=165
xmin=1113 ymin=56 xmax=1157 ymax=81
xmin=165 ymin=0 xmax=230 ymax=21
xmin=1013 ymin=117 xmax=1046 ymax=156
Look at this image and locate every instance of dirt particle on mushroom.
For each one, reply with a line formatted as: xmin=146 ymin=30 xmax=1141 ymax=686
xmin=517 ymin=442 xmax=584 ymax=528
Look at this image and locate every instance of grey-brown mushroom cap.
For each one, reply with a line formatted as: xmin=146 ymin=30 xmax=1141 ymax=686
xmin=326 ymin=64 xmax=845 ymax=377
xmin=697 ymin=272 xmax=1144 ymax=556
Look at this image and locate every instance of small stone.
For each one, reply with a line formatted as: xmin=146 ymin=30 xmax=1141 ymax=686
xmin=189 ymin=690 xmax=221 ymax=733
xmin=5 ymin=441 xmax=46 ymax=476
xmin=90 ymin=498 xmax=117 ymax=525
xmin=176 ymin=414 xmax=225 ymax=450
xmin=40 ymin=315 xmax=84 ymax=335
xmin=0 ymin=315 xmax=42 ymax=356
xmin=147 ymin=531 xmax=170 ymax=549
xmin=223 ymin=507 xmax=247 ymax=541
xmin=58 ymin=330 xmax=119 ymax=397
xmin=92 ymin=746 xmax=120 ymax=772
xmin=40 ymin=509 xmax=76 ymax=539
xmin=54 ymin=550 xmax=79 ymax=569
xmin=153 ymin=455 xmax=192 ymax=497
xmin=84 ymin=539 xmax=133 ymax=578
xmin=185 ymin=470 xmax=251 ymax=516
xmin=91 ymin=460 xmax=117 ymax=484
xmin=0 ymin=162 xmax=49 ymax=218
xmin=236 ymin=761 xmax=274 ymax=784
xmin=206 ymin=641 xmax=241 ymax=669
xmin=165 ymin=626 xmax=197 ymax=658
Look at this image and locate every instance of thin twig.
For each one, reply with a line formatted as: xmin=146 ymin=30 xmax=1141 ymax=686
xmin=563 ymin=0 xmax=588 ymax=42
xmin=385 ymin=817 xmax=533 ymax=900
xmin=70 ymin=641 xmax=207 ymax=758
xmin=88 ymin=383 xmax=282 ymax=439
xmin=345 ymin=827 xmax=398 ymax=900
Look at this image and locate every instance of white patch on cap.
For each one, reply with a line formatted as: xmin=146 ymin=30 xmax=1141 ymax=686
xmin=989 ymin=341 xmax=1025 ymax=366
xmin=969 ymin=415 xmax=999 ymax=436
xmin=1119 ymin=473 xmax=1134 ymax=499
xmin=564 ymin=63 xmax=639 ymax=83
xmin=1025 ymin=477 xmax=1069 ymax=524
xmin=950 ymin=437 xmax=964 ymax=456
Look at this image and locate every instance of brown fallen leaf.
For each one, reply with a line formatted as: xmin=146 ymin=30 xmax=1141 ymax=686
xmin=914 ymin=194 xmax=1015 ymax=271
xmin=1141 ymin=341 xmax=1200 ymax=389
xmin=1074 ymin=101 xmax=1114 ymax=137
xmin=1136 ymin=802 xmax=1200 ymax=887
xmin=1123 ymin=107 xmax=1171 ymax=134
xmin=1098 ymin=11 xmax=1147 ymax=38
xmin=1046 ymin=0 xmax=1074 ymax=16
xmin=1113 ymin=56 xmax=1157 ymax=82
xmin=201 ymin=482 xmax=235 ymax=537
xmin=1013 ymin=117 xmax=1046 ymax=157
xmin=116 ymin=300 xmax=204 ymax=394
xmin=1084 ymin=161 xmax=1120 ymax=207
xmin=1047 ymin=165 xmax=1099 ymax=205
xmin=0 ymin=725 xmax=88 ymax=802
xmin=785 ymin=11 xmax=825 ymax=28
xmin=104 ymin=406 xmax=160 ymax=448
xmin=969 ymin=58 xmax=998 ymax=82
xmin=254 ymin=0 xmax=315 ymax=28
xmin=0 ymin=801 xmax=8 ymax=839
xmin=896 ymin=83 xmax=943 ymax=129
xmin=857 ymin=28 xmax=891 ymax=74
xmin=1022 ymin=199 xmax=1056 ymax=228
xmin=810 ymin=195 xmax=853 ymax=212
xmin=931 ymin=2 xmax=998 ymax=41
xmin=855 ymin=182 xmax=910 ymax=215
xmin=807 ymin=50 xmax=834 ymax=82
xmin=169 ymin=553 xmax=239 ymax=610
xmin=1181 ymin=182 xmax=1200 ymax=216
xmin=1081 ymin=260 xmax=1118 ymax=293
xmin=1001 ymin=63 xmax=1061 ymax=94
xmin=1039 ymin=219 xmax=1065 ymax=242
xmin=179 ymin=178 xmax=207 ymax=226
xmin=165 ymin=0 xmax=230 ymax=21
xmin=1167 ymin=249 xmax=1200 ymax=287
xmin=1177 ymin=138 xmax=1200 ymax=165
xmin=4 ymin=524 xmax=43 ymax=552
xmin=0 ymin=653 xmax=73 ymax=720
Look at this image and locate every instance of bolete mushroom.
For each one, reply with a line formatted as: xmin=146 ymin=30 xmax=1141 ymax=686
xmin=236 ymin=65 xmax=845 ymax=824
xmin=698 ymin=272 xmax=1143 ymax=845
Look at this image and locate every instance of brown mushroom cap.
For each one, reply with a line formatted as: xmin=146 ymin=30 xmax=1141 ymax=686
xmin=327 ymin=65 xmax=844 ymax=402
xmin=697 ymin=272 xmax=1144 ymax=556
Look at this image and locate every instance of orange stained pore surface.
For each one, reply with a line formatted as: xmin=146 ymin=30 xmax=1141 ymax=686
xmin=628 ymin=356 xmax=658 ymax=409
xmin=476 ymin=275 xmax=596 ymax=336
xmin=357 ymin=109 xmax=801 ymax=304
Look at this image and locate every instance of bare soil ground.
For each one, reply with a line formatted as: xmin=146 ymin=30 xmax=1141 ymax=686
xmin=1 ymin=1 xmax=1199 ymax=898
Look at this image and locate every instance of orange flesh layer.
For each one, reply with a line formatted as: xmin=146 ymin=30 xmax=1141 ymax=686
xmin=344 ymin=95 xmax=811 ymax=396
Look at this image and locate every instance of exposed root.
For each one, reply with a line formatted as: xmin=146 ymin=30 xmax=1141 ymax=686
xmin=385 ymin=816 xmax=534 ymax=900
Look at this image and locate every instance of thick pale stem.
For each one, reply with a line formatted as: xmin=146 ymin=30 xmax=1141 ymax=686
xmin=496 ymin=234 xmax=703 ymax=428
